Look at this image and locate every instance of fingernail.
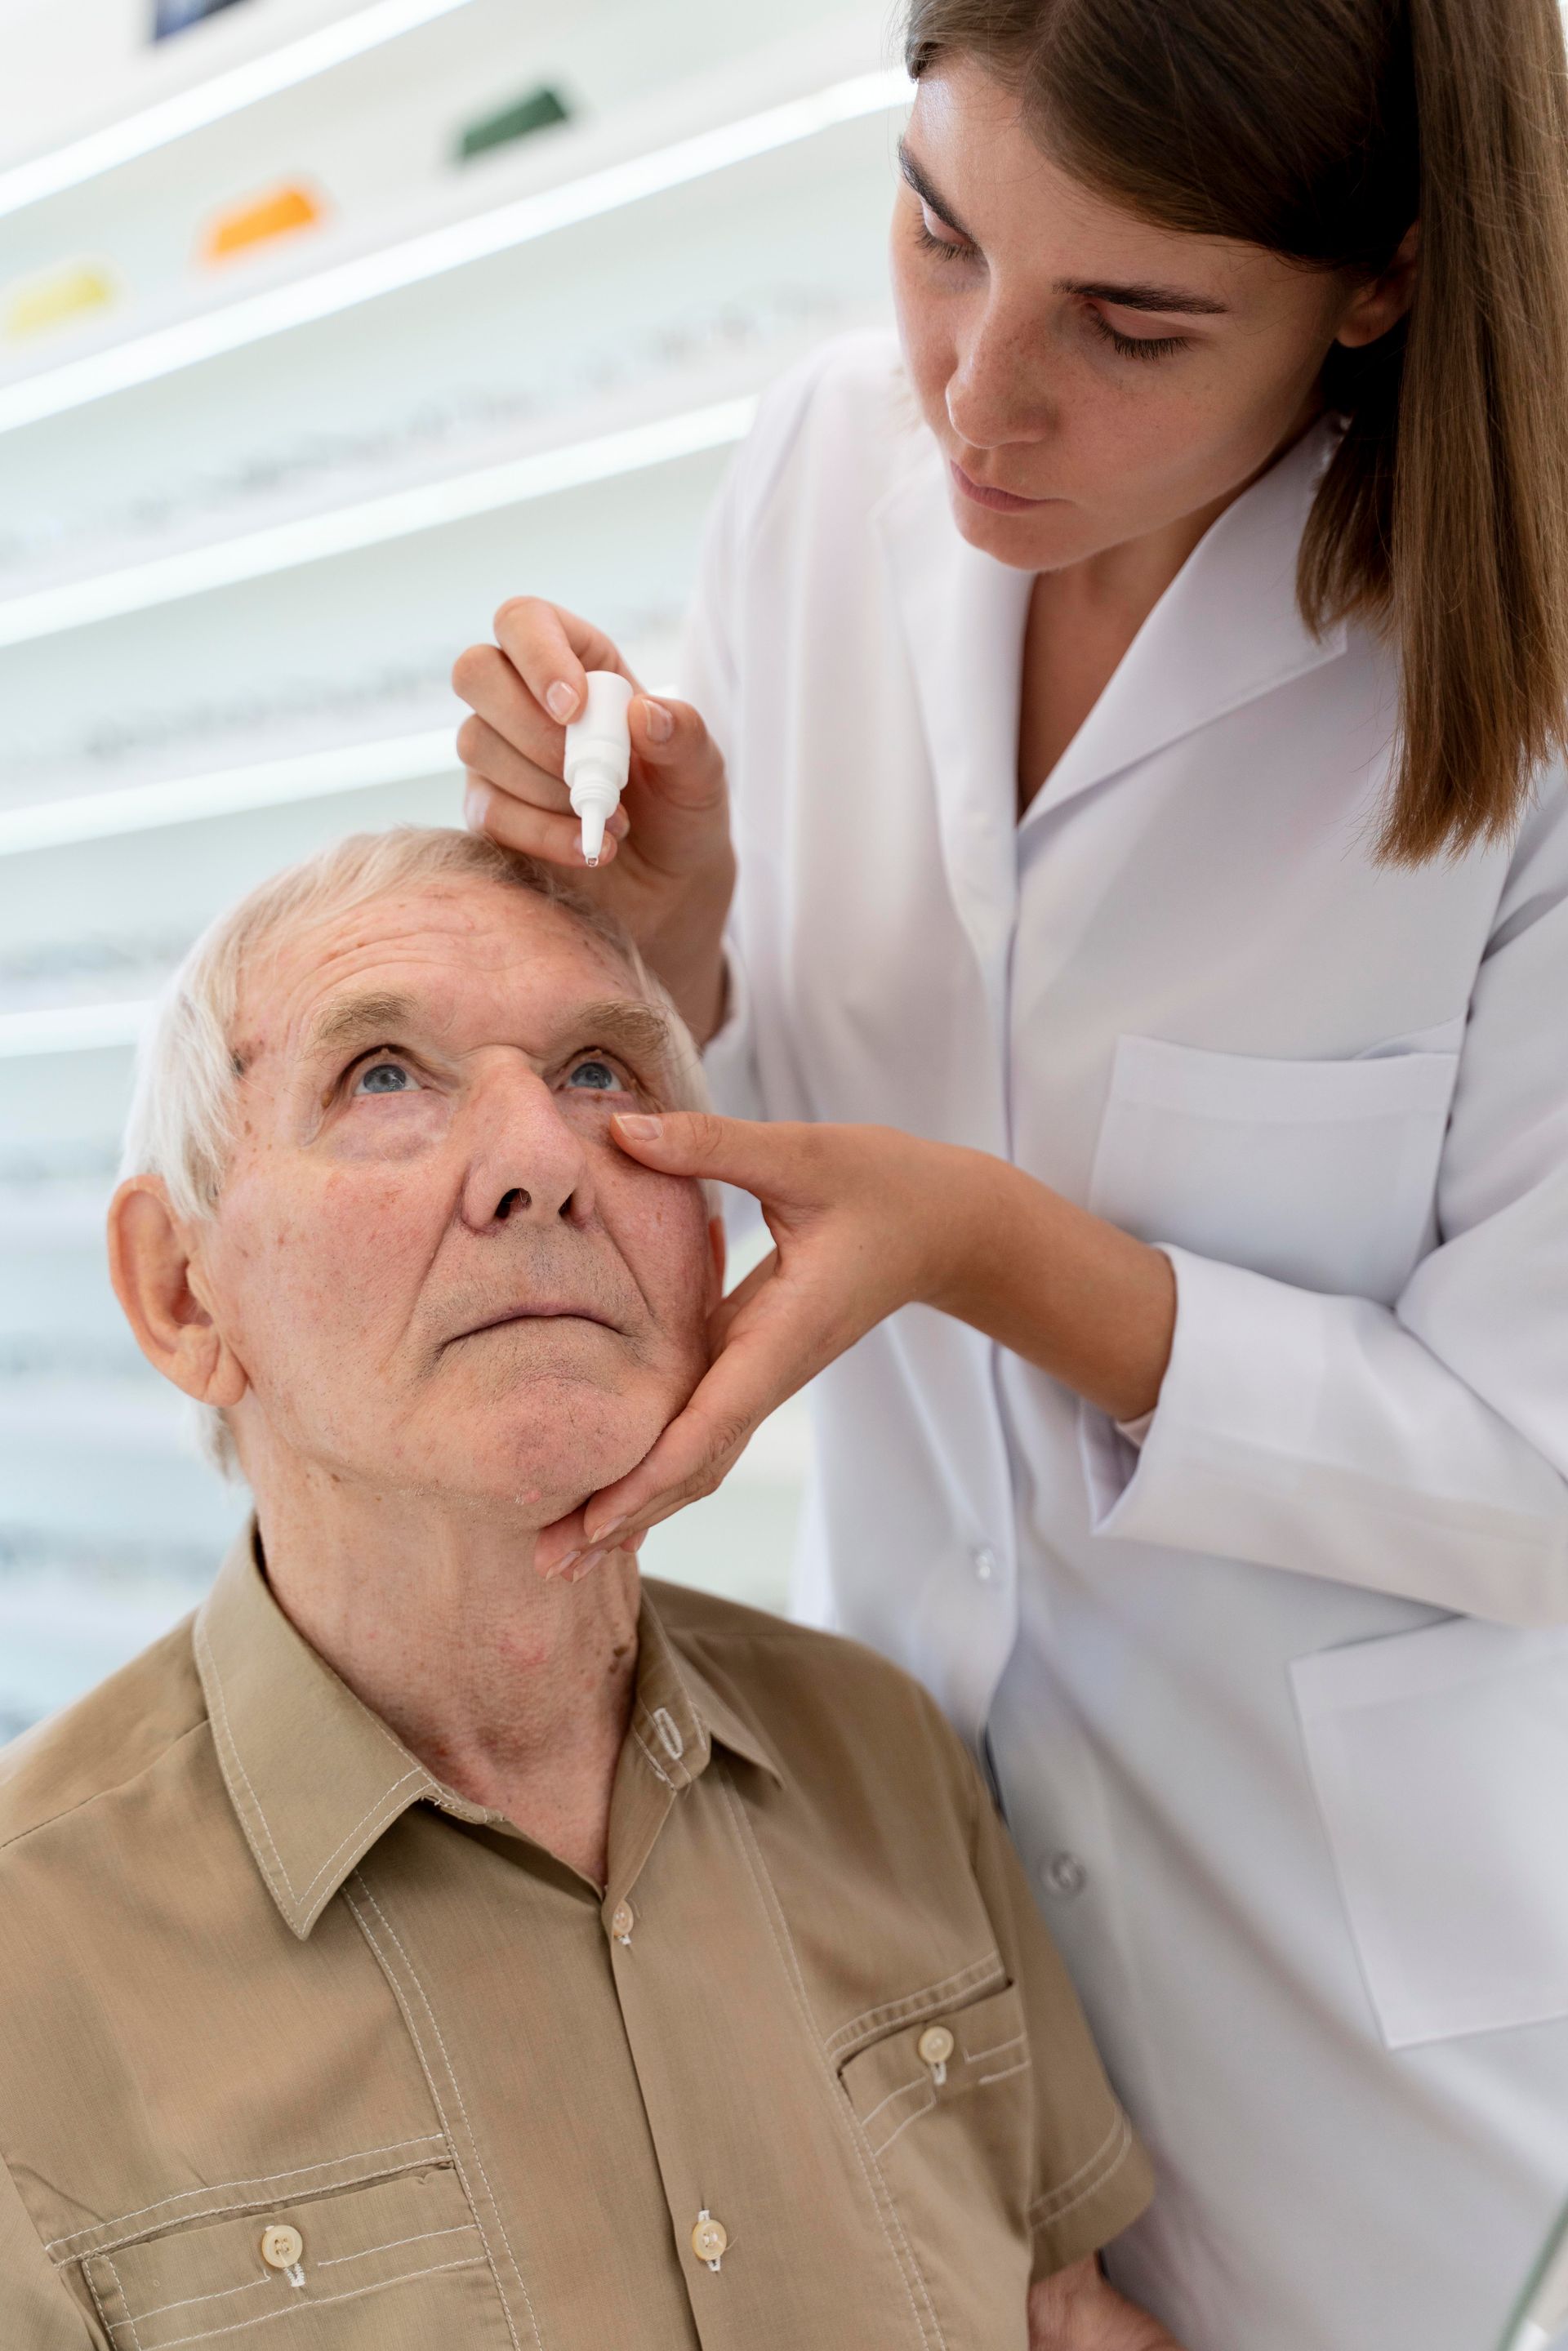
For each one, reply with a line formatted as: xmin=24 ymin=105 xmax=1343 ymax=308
xmin=590 ymin=1515 xmax=627 ymax=1545
xmin=464 ymin=784 xmax=491 ymax=830
xmin=545 ymin=681 xmax=577 ymax=722
xmin=613 ymin=1114 xmax=662 ymax=1142
xmin=547 ymin=1548 xmax=580 ymax=1579
xmin=643 ymin=698 xmax=674 ymax=744
xmin=572 ymin=1546 xmax=609 ymax=1580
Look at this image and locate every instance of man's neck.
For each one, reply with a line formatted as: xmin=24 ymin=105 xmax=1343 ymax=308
xmin=252 ymin=1470 xmax=640 ymax=1890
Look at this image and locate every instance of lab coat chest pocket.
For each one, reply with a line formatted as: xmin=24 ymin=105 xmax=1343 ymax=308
xmin=1291 ymin=1619 xmax=1568 ymax=2046
xmin=1086 ymin=1033 xmax=1462 ymax=1302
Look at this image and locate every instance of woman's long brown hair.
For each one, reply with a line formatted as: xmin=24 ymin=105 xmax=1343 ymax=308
xmin=904 ymin=0 xmax=1568 ymax=862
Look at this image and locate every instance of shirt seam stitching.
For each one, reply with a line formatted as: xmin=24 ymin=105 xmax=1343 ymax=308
xmin=715 ymin=1766 xmax=947 ymax=2351
xmin=114 ymin=2255 xmax=486 ymax=2349
xmin=0 ymin=1718 xmax=207 ymax=1859
xmin=47 ymin=2140 xmax=446 ymax=2258
xmin=346 ymin=1873 xmax=542 ymax=2351
xmin=1028 ymin=2109 xmax=1134 ymax=2227
xmin=825 ymin=1954 xmax=1006 ymax=2059
xmin=195 ymin=1620 xmax=300 ymax=1908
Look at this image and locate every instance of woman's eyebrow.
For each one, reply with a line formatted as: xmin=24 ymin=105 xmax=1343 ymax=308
xmin=897 ymin=139 xmax=978 ymax=243
xmin=1056 ymin=277 xmax=1229 ymax=317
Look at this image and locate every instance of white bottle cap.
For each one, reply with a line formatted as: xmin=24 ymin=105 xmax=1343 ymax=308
xmin=564 ymin=672 xmax=634 ymax=866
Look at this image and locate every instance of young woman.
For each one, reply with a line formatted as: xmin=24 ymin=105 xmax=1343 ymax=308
xmin=454 ymin=2 xmax=1568 ymax=2343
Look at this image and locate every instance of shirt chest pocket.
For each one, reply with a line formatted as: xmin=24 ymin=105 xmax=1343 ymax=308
xmin=80 ymin=2162 xmax=512 ymax=2351
xmin=1087 ymin=1031 xmax=1463 ymax=1305
xmin=837 ymin=1980 xmax=1033 ymax=2347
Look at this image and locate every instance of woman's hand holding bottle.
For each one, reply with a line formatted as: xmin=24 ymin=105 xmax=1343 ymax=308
xmin=452 ymin=597 xmax=735 ymax=1041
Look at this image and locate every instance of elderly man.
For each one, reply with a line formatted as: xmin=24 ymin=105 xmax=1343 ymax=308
xmin=0 ymin=830 xmax=1176 ymax=2350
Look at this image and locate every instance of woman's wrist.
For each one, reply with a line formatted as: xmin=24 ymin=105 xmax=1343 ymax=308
xmin=922 ymin=1147 xmax=1177 ymax=1423
xmin=635 ymin=847 xmax=736 ymax=1044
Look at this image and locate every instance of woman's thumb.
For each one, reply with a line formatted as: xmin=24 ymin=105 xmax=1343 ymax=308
xmin=628 ymin=694 xmax=726 ymax=813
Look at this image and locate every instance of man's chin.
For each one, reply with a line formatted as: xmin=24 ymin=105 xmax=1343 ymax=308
xmin=460 ymin=1388 xmax=668 ymax=1524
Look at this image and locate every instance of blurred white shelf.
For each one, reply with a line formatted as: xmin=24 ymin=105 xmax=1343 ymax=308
xmin=0 ymin=725 xmax=457 ymax=852
xmin=0 ymin=0 xmax=481 ymax=222
xmin=0 ymin=51 xmax=906 ymax=435
xmin=0 ymin=998 xmax=152 ymax=1058
xmin=0 ymin=389 xmax=757 ymax=646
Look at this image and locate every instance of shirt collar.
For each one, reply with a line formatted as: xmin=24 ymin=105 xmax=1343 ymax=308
xmin=195 ymin=1523 xmax=779 ymax=1940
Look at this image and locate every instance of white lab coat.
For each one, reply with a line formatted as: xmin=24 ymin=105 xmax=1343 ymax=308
xmin=684 ymin=332 xmax=1568 ymax=2351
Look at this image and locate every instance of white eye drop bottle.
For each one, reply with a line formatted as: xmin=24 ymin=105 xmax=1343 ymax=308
xmin=564 ymin=671 xmax=635 ymax=866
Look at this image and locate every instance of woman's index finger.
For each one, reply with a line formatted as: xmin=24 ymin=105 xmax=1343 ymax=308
xmin=492 ymin=597 xmax=639 ymax=720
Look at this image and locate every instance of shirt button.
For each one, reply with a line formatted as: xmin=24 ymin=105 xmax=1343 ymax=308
xmin=1044 ymin=1851 xmax=1088 ymax=1899
xmin=610 ymin=1900 xmax=635 ymax=1944
xmin=971 ymin=1545 xmax=998 ymax=1583
xmin=916 ymin=2024 xmax=955 ymax=2068
xmin=260 ymin=2224 xmax=303 ymax=2270
xmin=691 ymin=2213 xmax=728 ymax=2265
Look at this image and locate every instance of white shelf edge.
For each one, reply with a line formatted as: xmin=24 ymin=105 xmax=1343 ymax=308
xmin=0 ymin=1000 xmax=154 ymax=1058
xmin=0 ymin=0 xmax=481 ymax=223
xmin=0 ymin=66 xmax=908 ymax=438
xmin=0 ymin=393 xmax=757 ymax=649
xmin=0 ymin=726 xmax=460 ymax=853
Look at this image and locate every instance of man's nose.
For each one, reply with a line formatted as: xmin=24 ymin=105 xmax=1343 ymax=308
xmin=459 ymin=1063 xmax=593 ymax=1234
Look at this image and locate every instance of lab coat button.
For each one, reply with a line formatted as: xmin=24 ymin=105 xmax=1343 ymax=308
xmin=1044 ymin=1852 xmax=1088 ymax=1898
xmin=260 ymin=2224 xmax=303 ymax=2270
xmin=610 ymin=1900 xmax=635 ymax=1944
xmin=971 ymin=1545 xmax=998 ymax=1583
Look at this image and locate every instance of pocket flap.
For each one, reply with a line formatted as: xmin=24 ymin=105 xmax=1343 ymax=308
xmin=1293 ymin=1618 xmax=1568 ymax=2048
xmin=83 ymin=2162 xmax=490 ymax=2350
xmin=838 ymin=1980 xmax=1029 ymax=2157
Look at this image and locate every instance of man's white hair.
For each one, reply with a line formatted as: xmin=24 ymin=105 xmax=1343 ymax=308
xmin=118 ymin=826 xmax=715 ymax=1480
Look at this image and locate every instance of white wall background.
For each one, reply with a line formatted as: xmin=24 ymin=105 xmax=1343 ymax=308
xmin=0 ymin=0 xmax=903 ymax=1735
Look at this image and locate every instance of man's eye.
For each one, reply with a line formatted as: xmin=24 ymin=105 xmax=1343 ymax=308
xmin=353 ymin=1060 xmax=416 ymax=1095
xmin=565 ymin=1057 xmax=628 ymax=1094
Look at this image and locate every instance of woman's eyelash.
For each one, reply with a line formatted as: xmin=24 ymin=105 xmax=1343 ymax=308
xmin=1088 ymin=310 xmax=1187 ymax=362
xmin=914 ymin=217 xmax=969 ymax=263
xmin=913 ymin=216 xmax=1187 ymax=362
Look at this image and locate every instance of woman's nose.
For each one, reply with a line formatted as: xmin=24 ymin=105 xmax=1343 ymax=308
xmin=946 ymin=305 xmax=1056 ymax=452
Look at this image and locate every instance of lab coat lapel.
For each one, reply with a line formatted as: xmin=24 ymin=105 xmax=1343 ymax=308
xmin=874 ymin=455 xmax=1033 ymax=1014
xmin=1024 ymin=420 xmax=1350 ymax=826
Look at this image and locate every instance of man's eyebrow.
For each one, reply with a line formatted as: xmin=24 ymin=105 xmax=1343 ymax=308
xmin=554 ymin=999 xmax=679 ymax=1088
xmin=1054 ymin=276 xmax=1229 ymax=317
xmin=304 ymin=991 xmax=422 ymax=1062
xmin=898 ymin=139 xmax=979 ymax=246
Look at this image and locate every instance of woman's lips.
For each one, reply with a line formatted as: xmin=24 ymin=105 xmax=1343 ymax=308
xmin=949 ymin=458 xmax=1058 ymax=513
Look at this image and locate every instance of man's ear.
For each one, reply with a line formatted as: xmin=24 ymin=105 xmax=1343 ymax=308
xmin=107 ymin=1177 xmax=249 ymax=1410
xmin=706 ymin=1211 xmax=728 ymax=1310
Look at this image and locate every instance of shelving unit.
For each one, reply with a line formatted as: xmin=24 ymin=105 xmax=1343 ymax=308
xmin=0 ymin=0 xmax=904 ymax=1732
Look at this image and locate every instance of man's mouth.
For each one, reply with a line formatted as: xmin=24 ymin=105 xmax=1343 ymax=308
xmin=459 ymin=1304 xmax=621 ymax=1341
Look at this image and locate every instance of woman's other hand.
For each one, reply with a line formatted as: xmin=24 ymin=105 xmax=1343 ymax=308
xmin=452 ymin=598 xmax=735 ymax=1040
xmin=533 ymin=1111 xmax=1178 ymax=1578
xmin=1027 ymin=2258 xmax=1186 ymax=2349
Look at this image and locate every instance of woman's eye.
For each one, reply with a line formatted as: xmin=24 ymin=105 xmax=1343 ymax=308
xmin=353 ymin=1060 xmax=417 ymax=1096
xmin=565 ymin=1057 xmax=628 ymax=1095
xmin=1088 ymin=310 xmax=1188 ymax=363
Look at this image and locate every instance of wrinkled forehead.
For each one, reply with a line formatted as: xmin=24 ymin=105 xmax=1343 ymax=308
xmin=234 ymin=878 xmax=649 ymax=1079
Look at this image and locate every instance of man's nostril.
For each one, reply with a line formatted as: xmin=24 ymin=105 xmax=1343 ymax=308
xmin=496 ymin=1188 xmax=528 ymax=1222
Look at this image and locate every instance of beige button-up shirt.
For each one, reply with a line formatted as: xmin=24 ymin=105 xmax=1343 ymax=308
xmin=0 ymin=1529 xmax=1151 ymax=2349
